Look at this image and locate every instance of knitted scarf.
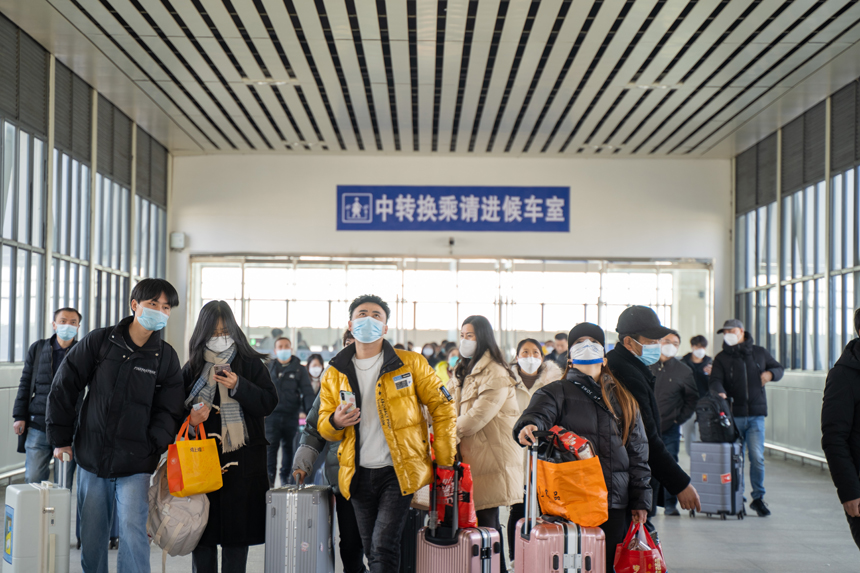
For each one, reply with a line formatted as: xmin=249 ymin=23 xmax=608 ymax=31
xmin=185 ymin=345 xmax=247 ymax=453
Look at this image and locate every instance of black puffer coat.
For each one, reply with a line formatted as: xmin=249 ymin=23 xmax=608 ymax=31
xmin=822 ymin=339 xmax=860 ymax=504
xmin=14 ymin=336 xmax=75 ymax=432
xmin=267 ymin=357 xmax=315 ymax=422
xmin=709 ymin=333 xmax=784 ymax=418
xmin=606 ymin=345 xmax=691 ymax=497
xmin=46 ymin=317 xmax=186 ymax=478
xmin=297 ymin=392 xmax=340 ymax=493
xmin=680 ymin=353 xmax=713 ymax=398
xmin=183 ymin=354 xmax=278 ymax=547
xmin=513 ymin=369 xmax=652 ymax=511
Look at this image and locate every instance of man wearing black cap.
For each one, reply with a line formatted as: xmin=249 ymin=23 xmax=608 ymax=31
xmin=710 ymin=319 xmax=783 ymax=517
xmin=606 ymin=306 xmax=701 ymax=520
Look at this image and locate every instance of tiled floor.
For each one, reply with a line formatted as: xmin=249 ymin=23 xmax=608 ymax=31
xmin=2 ymin=447 xmax=857 ymax=572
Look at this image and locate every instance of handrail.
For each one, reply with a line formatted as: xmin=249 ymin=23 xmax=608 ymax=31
xmin=764 ymin=442 xmax=828 ymax=467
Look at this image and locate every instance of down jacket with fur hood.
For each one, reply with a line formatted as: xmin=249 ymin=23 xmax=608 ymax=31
xmin=513 ymin=368 xmax=652 ymax=511
xmin=451 ymin=351 xmax=523 ymax=511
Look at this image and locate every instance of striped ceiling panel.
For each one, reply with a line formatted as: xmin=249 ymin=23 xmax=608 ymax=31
xmin=45 ymin=0 xmax=860 ymax=156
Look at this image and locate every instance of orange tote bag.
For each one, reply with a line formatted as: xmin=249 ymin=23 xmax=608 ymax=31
xmin=167 ymin=417 xmax=223 ymax=497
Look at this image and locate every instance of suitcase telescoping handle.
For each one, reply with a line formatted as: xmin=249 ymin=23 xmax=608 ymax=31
xmin=521 ymin=431 xmax=553 ymax=540
xmin=429 ymin=461 xmax=463 ymax=540
xmin=57 ymin=452 xmax=71 ymax=489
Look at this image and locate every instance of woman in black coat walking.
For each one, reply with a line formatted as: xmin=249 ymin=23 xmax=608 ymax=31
xmin=514 ymin=322 xmax=651 ymax=567
xmin=185 ymin=301 xmax=278 ymax=573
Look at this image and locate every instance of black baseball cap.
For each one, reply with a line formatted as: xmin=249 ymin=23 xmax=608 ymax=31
xmin=568 ymin=323 xmax=606 ymax=348
xmin=717 ymin=319 xmax=744 ymax=334
xmin=616 ymin=306 xmax=673 ymax=340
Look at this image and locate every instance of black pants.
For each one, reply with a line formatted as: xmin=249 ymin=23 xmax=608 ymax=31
xmin=192 ymin=545 xmax=249 ymax=573
xmin=265 ymin=420 xmax=298 ymax=486
xmin=336 ymin=491 xmax=366 ymax=573
xmin=350 ymin=466 xmax=414 ymax=573
xmin=599 ymin=508 xmax=631 ymax=569
xmin=846 ymin=512 xmax=860 ymax=551
xmin=475 ymin=507 xmax=506 ymax=573
xmin=507 ymin=502 xmax=525 ymax=561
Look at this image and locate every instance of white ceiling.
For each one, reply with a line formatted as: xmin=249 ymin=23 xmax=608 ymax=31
xmin=5 ymin=0 xmax=860 ymax=157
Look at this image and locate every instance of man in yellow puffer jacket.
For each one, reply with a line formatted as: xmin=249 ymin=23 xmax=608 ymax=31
xmin=318 ymin=294 xmax=456 ymax=573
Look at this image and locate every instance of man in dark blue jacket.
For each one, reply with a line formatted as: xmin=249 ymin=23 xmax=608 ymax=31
xmin=13 ymin=307 xmax=81 ymax=484
xmin=265 ymin=336 xmax=315 ymax=486
xmin=710 ymin=319 xmax=784 ymax=517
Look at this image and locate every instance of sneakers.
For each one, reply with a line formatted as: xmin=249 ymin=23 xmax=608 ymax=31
xmin=749 ymin=498 xmax=771 ymax=517
xmin=664 ymin=508 xmax=680 ymax=516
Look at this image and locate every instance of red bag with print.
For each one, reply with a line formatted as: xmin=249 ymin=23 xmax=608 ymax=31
xmin=614 ymin=522 xmax=668 ymax=573
xmin=434 ymin=463 xmax=478 ymax=529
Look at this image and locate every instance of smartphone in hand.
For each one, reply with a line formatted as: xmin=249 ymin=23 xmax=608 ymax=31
xmin=212 ymin=364 xmax=232 ymax=377
xmin=339 ymin=390 xmax=357 ymax=412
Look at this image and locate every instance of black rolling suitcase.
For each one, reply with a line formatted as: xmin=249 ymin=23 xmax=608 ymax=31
xmin=400 ymin=508 xmax=426 ymax=573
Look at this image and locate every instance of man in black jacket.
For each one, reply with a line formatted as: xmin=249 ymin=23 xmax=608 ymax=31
xmin=650 ymin=330 xmax=698 ymax=516
xmin=606 ymin=306 xmax=701 ymax=522
xmin=822 ymin=308 xmax=860 ymax=549
xmin=544 ymin=332 xmax=568 ymax=370
xmin=47 ymin=279 xmax=186 ymax=573
xmin=12 ymin=307 xmax=81 ymax=484
xmin=266 ymin=336 xmax=316 ymax=486
xmin=709 ymin=319 xmax=783 ymax=517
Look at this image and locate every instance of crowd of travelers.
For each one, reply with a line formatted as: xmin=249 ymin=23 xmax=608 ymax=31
xmin=14 ymin=280 xmax=860 ymax=571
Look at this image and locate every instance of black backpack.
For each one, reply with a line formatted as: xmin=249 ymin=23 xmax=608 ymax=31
xmin=696 ymin=393 xmax=739 ymax=443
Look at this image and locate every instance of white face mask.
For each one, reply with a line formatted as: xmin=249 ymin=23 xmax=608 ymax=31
xmin=459 ymin=339 xmax=477 ymax=359
xmin=569 ymin=340 xmax=605 ymax=365
xmin=309 ymin=365 xmax=323 ymax=378
xmin=207 ymin=336 xmax=234 ymax=353
xmin=422 ymin=347 xmax=435 ymax=357
xmin=517 ymin=357 xmax=542 ymax=375
xmin=724 ymin=333 xmax=740 ymax=346
xmin=661 ymin=344 xmax=679 ymax=358
xmin=692 ymin=348 xmax=706 ymax=359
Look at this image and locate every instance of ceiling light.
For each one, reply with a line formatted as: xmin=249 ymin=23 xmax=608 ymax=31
xmin=242 ymin=77 xmax=300 ymax=86
xmin=628 ymin=83 xmax=682 ymax=91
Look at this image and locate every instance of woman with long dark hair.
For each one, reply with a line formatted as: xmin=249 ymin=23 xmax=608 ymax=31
xmin=514 ymin=322 xmax=651 ymax=568
xmin=507 ymin=337 xmax=563 ymax=562
xmin=306 ymin=353 xmax=325 ymax=394
xmin=184 ymin=301 xmax=278 ymax=573
xmin=451 ymin=315 xmax=521 ymax=573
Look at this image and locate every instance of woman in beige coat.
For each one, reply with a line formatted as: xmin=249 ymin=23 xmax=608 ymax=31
xmin=451 ymin=315 xmax=521 ymax=573
xmin=508 ymin=338 xmax=563 ymax=562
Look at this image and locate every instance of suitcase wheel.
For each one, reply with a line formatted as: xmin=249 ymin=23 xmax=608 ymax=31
xmin=689 ymin=510 xmax=695 ymax=518
xmin=738 ymin=512 xmax=744 ymax=520
xmin=720 ymin=514 xmax=727 ymax=521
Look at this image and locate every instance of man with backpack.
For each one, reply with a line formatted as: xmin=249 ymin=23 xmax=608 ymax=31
xmin=709 ymin=319 xmax=784 ymax=517
xmin=47 ymin=279 xmax=187 ymax=573
xmin=13 ymin=307 xmax=81 ymax=485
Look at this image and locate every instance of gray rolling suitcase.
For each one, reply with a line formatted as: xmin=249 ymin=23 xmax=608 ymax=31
xmin=689 ymin=441 xmax=745 ymax=520
xmin=264 ymin=485 xmax=335 ymax=573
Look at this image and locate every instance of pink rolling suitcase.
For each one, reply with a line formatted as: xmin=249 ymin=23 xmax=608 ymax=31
xmin=416 ymin=462 xmax=501 ymax=573
xmin=514 ymin=446 xmax=606 ymax=573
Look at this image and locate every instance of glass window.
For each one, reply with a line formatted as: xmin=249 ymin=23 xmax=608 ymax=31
xmin=2 ymin=122 xmax=14 ymax=239
xmin=0 ymin=245 xmax=11 ymax=361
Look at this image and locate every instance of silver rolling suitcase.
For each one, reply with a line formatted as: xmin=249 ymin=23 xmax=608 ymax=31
xmin=3 ymin=455 xmax=72 ymax=573
xmin=264 ymin=484 xmax=335 ymax=573
xmin=689 ymin=441 xmax=745 ymax=520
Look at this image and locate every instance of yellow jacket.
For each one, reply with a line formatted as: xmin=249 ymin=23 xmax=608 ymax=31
xmin=435 ymin=360 xmax=450 ymax=385
xmin=318 ymin=341 xmax=457 ymax=499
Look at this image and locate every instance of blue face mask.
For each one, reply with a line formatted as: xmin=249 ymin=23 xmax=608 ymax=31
xmin=276 ymin=349 xmax=292 ymax=362
xmin=448 ymin=355 xmax=460 ymax=368
xmin=634 ymin=340 xmax=661 ymax=366
xmin=56 ymin=324 xmax=78 ymax=342
xmin=351 ymin=316 xmax=385 ymax=344
xmin=136 ymin=306 xmax=169 ymax=332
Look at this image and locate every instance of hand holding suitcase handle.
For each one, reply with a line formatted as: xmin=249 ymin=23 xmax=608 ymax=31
xmin=429 ymin=460 xmax=463 ymax=540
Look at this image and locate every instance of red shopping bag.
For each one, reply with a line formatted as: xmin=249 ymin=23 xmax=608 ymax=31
xmin=614 ymin=522 xmax=668 ymax=573
xmin=435 ymin=463 xmax=478 ymax=529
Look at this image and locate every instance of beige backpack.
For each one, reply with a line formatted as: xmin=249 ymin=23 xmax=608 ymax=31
xmin=147 ymin=459 xmax=210 ymax=571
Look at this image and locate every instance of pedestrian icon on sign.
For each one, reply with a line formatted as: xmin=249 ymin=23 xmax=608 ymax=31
xmin=341 ymin=193 xmax=373 ymax=224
